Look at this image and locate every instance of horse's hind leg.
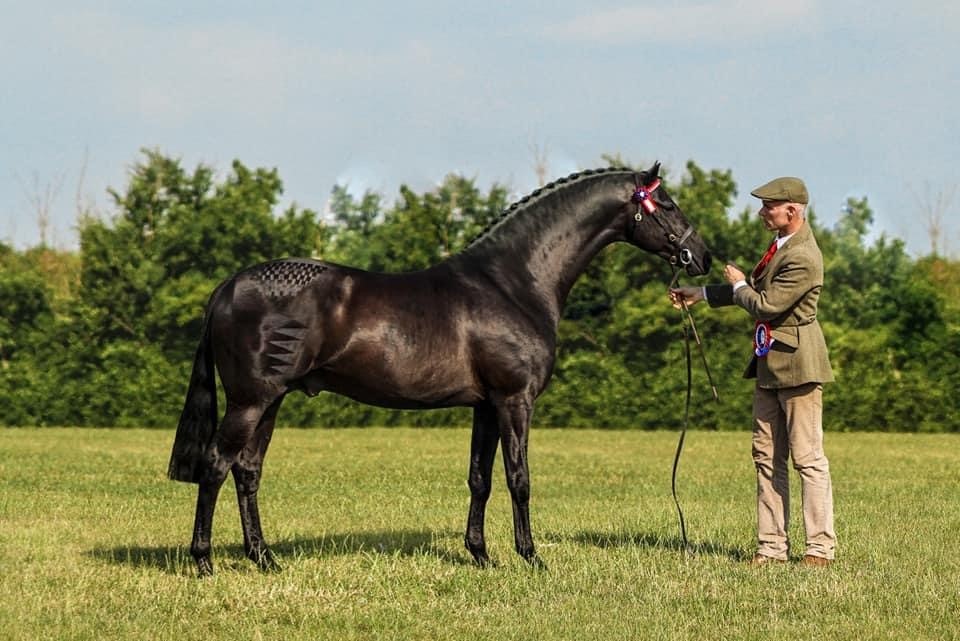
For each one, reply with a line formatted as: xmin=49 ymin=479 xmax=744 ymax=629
xmin=465 ymin=402 xmax=500 ymax=566
xmin=190 ymin=402 xmax=267 ymax=577
xmin=233 ymin=396 xmax=284 ymax=572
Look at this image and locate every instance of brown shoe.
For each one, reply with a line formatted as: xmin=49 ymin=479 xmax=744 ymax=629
xmin=750 ymin=554 xmax=786 ymax=566
xmin=801 ymin=554 xmax=832 ymax=567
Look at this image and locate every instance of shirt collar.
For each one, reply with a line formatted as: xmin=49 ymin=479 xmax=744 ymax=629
xmin=775 ymin=231 xmax=796 ymax=250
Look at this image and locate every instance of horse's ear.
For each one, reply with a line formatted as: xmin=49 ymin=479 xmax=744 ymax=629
xmin=646 ymin=161 xmax=661 ymax=181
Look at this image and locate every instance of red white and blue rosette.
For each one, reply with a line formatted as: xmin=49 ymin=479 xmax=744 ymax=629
xmin=754 ymin=321 xmax=774 ymax=357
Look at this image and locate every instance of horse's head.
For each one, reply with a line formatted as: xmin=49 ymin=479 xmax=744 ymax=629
xmin=624 ymin=162 xmax=711 ymax=276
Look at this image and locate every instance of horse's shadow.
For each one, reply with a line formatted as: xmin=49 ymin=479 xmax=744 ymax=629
xmin=91 ymin=527 xmax=746 ymax=575
xmin=89 ymin=528 xmax=473 ymax=575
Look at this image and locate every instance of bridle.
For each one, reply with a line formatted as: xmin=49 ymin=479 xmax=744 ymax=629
xmin=631 ymin=177 xmax=695 ymax=270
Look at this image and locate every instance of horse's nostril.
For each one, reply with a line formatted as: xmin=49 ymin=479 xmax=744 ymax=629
xmin=703 ymin=252 xmax=713 ymax=273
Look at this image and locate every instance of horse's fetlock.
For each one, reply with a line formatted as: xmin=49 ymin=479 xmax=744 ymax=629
xmin=464 ymin=531 xmax=484 ymax=550
xmin=190 ymin=541 xmax=211 ymax=560
xmin=465 ymin=536 xmax=490 ymax=566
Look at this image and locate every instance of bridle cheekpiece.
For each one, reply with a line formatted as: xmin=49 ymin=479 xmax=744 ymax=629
xmin=631 ymin=175 xmax=694 ymax=272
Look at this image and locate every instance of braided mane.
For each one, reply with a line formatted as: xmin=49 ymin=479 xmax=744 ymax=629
xmin=465 ymin=167 xmax=634 ymax=248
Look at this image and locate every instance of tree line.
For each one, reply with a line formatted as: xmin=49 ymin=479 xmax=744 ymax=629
xmin=2 ymin=150 xmax=957 ymax=431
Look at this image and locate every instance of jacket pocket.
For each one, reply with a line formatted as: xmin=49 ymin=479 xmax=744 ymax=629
xmin=771 ymin=325 xmax=799 ymax=349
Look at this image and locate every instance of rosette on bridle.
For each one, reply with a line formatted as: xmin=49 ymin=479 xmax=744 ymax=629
xmin=632 ymin=178 xmax=662 ymax=218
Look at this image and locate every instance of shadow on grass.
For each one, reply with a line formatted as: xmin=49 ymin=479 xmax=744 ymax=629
xmin=91 ymin=529 xmax=749 ymax=575
xmin=89 ymin=528 xmax=473 ymax=575
xmin=569 ymin=530 xmax=748 ymax=561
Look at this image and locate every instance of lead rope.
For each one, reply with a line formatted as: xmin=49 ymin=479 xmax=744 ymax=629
xmin=668 ymin=268 xmax=719 ymax=556
xmin=673 ymin=317 xmax=693 ymax=554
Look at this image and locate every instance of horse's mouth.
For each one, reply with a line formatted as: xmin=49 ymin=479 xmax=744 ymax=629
xmin=685 ymin=251 xmax=712 ymax=276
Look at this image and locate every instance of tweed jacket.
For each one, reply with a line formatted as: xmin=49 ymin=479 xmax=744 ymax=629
xmin=705 ymin=221 xmax=834 ymax=389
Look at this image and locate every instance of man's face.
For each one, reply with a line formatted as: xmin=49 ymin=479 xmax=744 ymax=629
xmin=758 ymin=200 xmax=790 ymax=231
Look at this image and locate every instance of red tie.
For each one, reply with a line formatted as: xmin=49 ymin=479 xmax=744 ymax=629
xmin=752 ymin=239 xmax=778 ymax=279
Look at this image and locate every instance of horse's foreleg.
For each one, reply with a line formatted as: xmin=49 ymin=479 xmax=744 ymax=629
xmin=496 ymin=393 xmax=543 ymax=568
xmin=233 ymin=397 xmax=284 ymax=572
xmin=465 ymin=402 xmax=500 ymax=567
xmin=190 ymin=403 xmax=266 ymax=577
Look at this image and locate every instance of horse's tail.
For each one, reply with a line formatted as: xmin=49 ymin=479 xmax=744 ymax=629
xmin=167 ymin=283 xmax=225 ymax=483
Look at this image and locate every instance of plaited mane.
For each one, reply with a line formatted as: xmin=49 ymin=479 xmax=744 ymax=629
xmin=465 ymin=167 xmax=633 ymax=248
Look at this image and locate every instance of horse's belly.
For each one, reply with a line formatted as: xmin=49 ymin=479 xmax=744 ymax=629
xmin=297 ymin=349 xmax=483 ymax=409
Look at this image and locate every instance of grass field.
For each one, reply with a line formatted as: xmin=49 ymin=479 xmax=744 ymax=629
xmin=1 ymin=427 xmax=958 ymax=641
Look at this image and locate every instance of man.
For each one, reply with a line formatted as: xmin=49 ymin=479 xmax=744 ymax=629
xmin=669 ymin=176 xmax=836 ymax=567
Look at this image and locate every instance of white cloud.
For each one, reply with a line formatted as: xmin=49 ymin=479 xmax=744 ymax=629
xmin=541 ymin=0 xmax=819 ymax=44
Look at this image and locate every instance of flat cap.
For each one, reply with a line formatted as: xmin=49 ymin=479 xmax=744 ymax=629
xmin=750 ymin=177 xmax=808 ymax=204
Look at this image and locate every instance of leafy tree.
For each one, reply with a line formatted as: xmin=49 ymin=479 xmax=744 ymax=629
xmin=814 ymin=197 xmax=957 ymax=431
xmin=7 ymin=150 xmax=323 ymax=426
xmin=0 ymin=243 xmax=79 ymax=424
xmin=1 ymin=152 xmax=957 ymax=432
xmin=324 ymin=184 xmax=385 ymax=267
xmin=330 ymin=174 xmax=509 ymax=272
xmin=0 ymin=266 xmax=51 ymax=363
xmin=78 ymin=149 xmax=322 ymax=361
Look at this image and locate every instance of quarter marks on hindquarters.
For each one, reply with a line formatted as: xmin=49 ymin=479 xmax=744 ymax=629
xmin=249 ymin=259 xmax=327 ymax=300
xmin=264 ymin=318 xmax=308 ymax=376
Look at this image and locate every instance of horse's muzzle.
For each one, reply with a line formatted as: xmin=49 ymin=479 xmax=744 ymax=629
xmin=685 ymin=250 xmax=711 ymax=276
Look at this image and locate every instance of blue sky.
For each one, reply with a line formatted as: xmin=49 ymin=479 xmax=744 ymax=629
xmin=2 ymin=1 xmax=958 ymax=256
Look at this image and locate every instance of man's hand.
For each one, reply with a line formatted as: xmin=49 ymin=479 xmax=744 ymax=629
xmin=669 ymin=286 xmax=703 ymax=309
xmin=723 ymin=263 xmax=746 ymax=285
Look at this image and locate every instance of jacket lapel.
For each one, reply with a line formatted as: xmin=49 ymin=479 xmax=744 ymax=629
xmin=751 ymin=223 xmax=812 ymax=287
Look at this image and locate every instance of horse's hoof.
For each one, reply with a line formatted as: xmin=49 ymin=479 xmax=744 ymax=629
xmin=465 ymin=538 xmax=492 ymax=568
xmin=195 ymin=556 xmax=214 ymax=578
xmin=525 ymin=554 xmax=547 ymax=571
xmin=260 ymin=559 xmax=282 ymax=573
xmin=473 ymin=555 xmax=498 ymax=569
xmin=255 ymin=550 xmax=282 ymax=573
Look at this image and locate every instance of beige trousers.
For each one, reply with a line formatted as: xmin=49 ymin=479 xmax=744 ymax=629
xmin=752 ymin=382 xmax=836 ymax=560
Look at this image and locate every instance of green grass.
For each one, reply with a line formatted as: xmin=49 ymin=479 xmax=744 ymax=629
xmin=1 ymin=427 xmax=958 ymax=641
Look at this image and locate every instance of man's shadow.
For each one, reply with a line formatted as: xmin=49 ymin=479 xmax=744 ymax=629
xmin=568 ymin=529 xmax=748 ymax=560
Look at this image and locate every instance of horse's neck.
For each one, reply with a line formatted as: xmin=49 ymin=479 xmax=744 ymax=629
xmin=529 ymin=217 xmax=619 ymax=311
xmin=460 ymin=189 xmax=622 ymax=322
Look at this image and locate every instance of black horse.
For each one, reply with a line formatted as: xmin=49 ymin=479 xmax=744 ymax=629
xmin=168 ymin=163 xmax=711 ymax=576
